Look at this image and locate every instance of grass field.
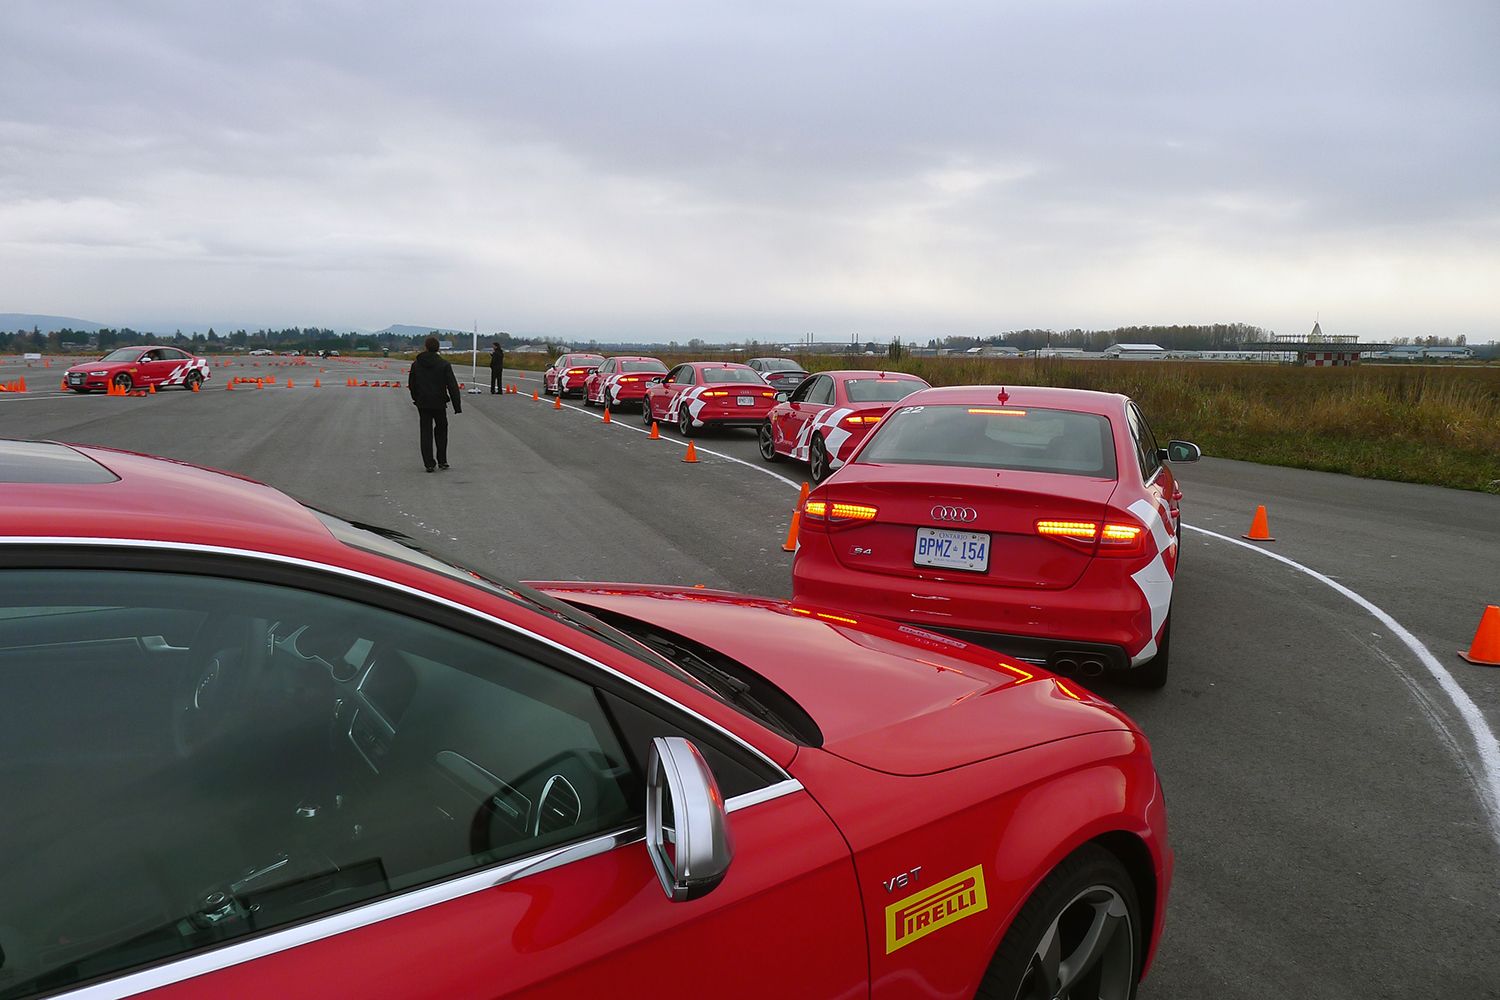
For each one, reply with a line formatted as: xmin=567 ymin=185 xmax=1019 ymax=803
xmin=506 ymin=352 xmax=1500 ymax=493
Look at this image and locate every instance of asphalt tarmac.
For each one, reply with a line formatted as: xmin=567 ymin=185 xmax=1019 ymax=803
xmin=4 ymin=354 xmax=1498 ymax=998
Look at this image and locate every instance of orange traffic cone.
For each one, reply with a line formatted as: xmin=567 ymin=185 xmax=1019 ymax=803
xmin=553 ymin=395 xmax=562 ymax=410
xmin=59 ymin=379 xmax=67 ymax=391
xmin=532 ymin=389 xmax=539 ymax=401
xmin=287 ymin=378 xmax=294 ymax=388
xmin=17 ymin=377 xmax=26 ymax=392
xmin=313 ymin=378 xmax=320 ymax=388
xmin=782 ymin=482 xmax=810 ymax=551
xmin=602 ymin=407 xmax=612 ymax=424
xmin=1242 ymin=505 xmax=1275 ymax=541
xmin=191 ymin=380 xmax=200 ymax=392
xmin=683 ymin=441 xmax=699 ymax=463
xmin=256 ymin=379 xmax=264 ymax=389
xmin=148 ymin=383 xmax=156 ymax=394
xmin=649 ymin=421 xmax=661 ymax=439
xmin=1459 ymin=606 xmax=1500 ymax=666
xmin=226 ymin=379 xmax=235 ymax=391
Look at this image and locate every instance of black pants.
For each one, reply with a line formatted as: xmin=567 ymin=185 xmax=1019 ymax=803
xmin=417 ymin=407 xmax=449 ymax=469
xmin=490 ymin=368 xmax=502 ymax=393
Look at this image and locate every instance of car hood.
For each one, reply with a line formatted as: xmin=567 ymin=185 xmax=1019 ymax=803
xmin=534 ymin=583 xmax=1135 ymax=777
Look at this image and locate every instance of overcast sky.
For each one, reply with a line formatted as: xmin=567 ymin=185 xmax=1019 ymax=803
xmin=2 ymin=1 xmax=1496 ymax=341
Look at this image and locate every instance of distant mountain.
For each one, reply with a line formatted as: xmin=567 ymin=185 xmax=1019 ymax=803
xmin=0 ymin=312 xmax=105 ymax=333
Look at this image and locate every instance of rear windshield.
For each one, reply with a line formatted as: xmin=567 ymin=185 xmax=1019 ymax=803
xmin=621 ymin=360 xmax=667 ymax=373
xmin=856 ymin=404 xmax=1117 ymax=478
xmin=565 ymin=356 xmax=603 ymax=368
xmin=701 ymin=367 xmax=765 ymax=384
xmin=844 ymin=379 xmax=924 ymax=404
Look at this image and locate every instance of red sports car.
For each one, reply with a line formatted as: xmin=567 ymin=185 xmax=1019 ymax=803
xmin=791 ymin=385 xmax=1201 ymax=688
xmin=641 ymin=362 xmax=778 ymax=436
xmin=63 ymin=346 xmax=212 ymax=393
xmin=583 ymin=356 xmax=668 ymax=409
xmin=1 ymin=439 xmax=1170 ymax=999
xmin=760 ymin=370 xmax=929 ymax=483
xmin=543 ymin=353 xmax=606 ymax=397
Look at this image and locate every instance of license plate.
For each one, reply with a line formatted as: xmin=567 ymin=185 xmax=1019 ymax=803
xmin=737 ymin=396 xmax=755 ymax=406
xmin=914 ymin=527 xmax=990 ymax=572
xmin=68 ymin=374 xmax=83 ymax=383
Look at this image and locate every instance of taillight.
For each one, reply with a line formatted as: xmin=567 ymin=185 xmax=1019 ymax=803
xmin=761 ymin=390 xmax=775 ymax=397
xmin=567 ymin=368 xmax=586 ymax=375
xmin=1034 ymin=517 xmax=1146 ymax=557
xmin=702 ymin=390 xmax=729 ymax=397
xmin=842 ymin=413 xmax=883 ymax=427
xmin=805 ymin=500 xmax=878 ymax=524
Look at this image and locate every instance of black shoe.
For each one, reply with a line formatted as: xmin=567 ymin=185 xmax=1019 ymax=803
xmin=438 ymin=463 xmax=450 ymax=470
xmin=425 ymin=466 xmax=435 ymax=473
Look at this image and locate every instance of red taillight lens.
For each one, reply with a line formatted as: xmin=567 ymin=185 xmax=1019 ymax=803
xmin=841 ymin=413 xmax=883 ymax=427
xmin=1035 ymin=518 xmax=1146 ymax=557
xmin=805 ymin=500 xmax=877 ymax=524
xmin=567 ymin=368 xmax=586 ymax=375
xmin=761 ymin=390 xmax=775 ymax=397
xmin=702 ymin=390 xmax=729 ymax=397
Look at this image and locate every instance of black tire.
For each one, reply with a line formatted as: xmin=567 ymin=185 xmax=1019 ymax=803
xmin=677 ymin=407 xmax=695 ymax=437
xmin=1126 ymin=613 xmax=1170 ymax=690
xmin=112 ymin=373 xmax=133 ymax=393
xmin=976 ymin=843 xmax=1142 ymax=1000
xmin=184 ymin=370 xmax=203 ymax=392
xmin=582 ymin=385 xmax=595 ymax=407
xmin=809 ymin=434 xmax=831 ymax=483
xmin=758 ymin=422 xmax=783 ymax=462
xmin=642 ymin=398 xmax=656 ymax=427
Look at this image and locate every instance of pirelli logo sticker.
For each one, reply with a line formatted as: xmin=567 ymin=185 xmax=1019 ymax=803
xmin=884 ymin=865 xmax=988 ymax=953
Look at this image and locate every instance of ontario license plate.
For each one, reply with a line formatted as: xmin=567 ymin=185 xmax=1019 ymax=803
xmin=737 ymin=396 xmax=755 ymax=406
xmin=914 ymin=527 xmax=990 ymax=572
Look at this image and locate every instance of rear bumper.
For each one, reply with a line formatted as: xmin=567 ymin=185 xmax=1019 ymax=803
xmin=790 ymin=529 xmax=1155 ymax=670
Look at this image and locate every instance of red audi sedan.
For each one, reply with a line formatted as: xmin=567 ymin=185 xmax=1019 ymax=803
xmin=791 ymin=385 xmax=1201 ymax=688
xmin=760 ymin=369 xmax=929 ymax=482
xmin=543 ymin=353 xmax=606 ymax=397
xmin=583 ymin=356 xmax=668 ymax=409
xmin=641 ymin=362 xmax=778 ymax=436
xmin=63 ymin=346 xmax=211 ymax=393
xmin=1 ymin=438 xmax=1171 ymax=999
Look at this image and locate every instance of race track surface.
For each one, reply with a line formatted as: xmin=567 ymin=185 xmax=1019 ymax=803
xmin=4 ymin=355 xmax=1498 ymax=998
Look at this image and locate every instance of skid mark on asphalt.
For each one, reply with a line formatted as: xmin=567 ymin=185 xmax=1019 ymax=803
xmin=1183 ymin=523 xmax=1500 ymax=849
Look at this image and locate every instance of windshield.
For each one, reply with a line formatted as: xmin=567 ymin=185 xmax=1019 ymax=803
xmin=98 ymin=348 xmax=143 ymax=363
xmin=844 ymin=378 xmax=924 ymax=404
xmin=700 ymin=367 xmax=765 ymax=384
xmin=857 ymin=404 xmax=1118 ymax=477
xmin=621 ymin=360 xmax=667 ymax=373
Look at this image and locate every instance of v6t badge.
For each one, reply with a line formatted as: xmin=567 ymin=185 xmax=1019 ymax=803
xmin=882 ymin=866 xmax=921 ymax=893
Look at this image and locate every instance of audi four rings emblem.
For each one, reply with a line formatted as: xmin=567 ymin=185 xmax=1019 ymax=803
xmin=930 ymin=505 xmax=978 ymax=522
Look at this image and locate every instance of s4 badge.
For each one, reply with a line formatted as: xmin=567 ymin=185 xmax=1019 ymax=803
xmin=884 ymin=865 xmax=988 ymax=953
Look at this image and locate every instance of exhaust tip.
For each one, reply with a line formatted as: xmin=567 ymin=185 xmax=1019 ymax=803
xmin=1079 ymin=658 xmax=1106 ymax=677
xmin=1051 ymin=657 xmax=1079 ymax=674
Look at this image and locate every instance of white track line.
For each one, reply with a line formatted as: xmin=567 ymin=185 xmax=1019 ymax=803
xmin=1182 ymin=523 xmax=1500 ymax=847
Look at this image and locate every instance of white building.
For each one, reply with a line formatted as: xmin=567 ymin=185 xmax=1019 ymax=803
xmin=1103 ymin=343 xmax=1168 ymax=360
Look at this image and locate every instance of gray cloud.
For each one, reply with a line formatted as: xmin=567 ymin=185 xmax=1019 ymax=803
xmin=1 ymin=0 xmax=1496 ymax=339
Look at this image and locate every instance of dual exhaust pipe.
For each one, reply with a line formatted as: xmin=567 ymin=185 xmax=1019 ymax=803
xmin=1050 ymin=653 xmax=1109 ymax=677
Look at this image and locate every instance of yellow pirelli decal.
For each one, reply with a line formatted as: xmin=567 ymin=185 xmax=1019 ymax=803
xmin=884 ymin=864 xmax=989 ymax=953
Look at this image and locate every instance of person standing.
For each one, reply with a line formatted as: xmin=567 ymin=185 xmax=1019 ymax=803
xmin=489 ymin=341 xmax=505 ymax=394
xmin=407 ymin=336 xmax=462 ymax=472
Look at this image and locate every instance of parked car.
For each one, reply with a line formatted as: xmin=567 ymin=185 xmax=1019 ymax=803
xmin=746 ymin=356 xmax=811 ymax=391
xmin=791 ymin=385 xmax=1201 ymax=688
xmin=642 ymin=362 xmax=777 ymax=435
xmin=0 ymin=439 xmax=1171 ymax=999
xmin=760 ymin=370 xmax=929 ymax=482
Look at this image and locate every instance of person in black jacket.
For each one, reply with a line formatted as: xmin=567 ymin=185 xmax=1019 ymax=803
xmin=489 ymin=342 xmax=505 ymax=394
xmin=407 ymin=336 xmax=462 ymax=472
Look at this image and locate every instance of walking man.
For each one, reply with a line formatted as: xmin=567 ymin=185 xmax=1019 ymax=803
xmin=489 ymin=341 xmax=505 ymax=394
xmin=408 ymin=336 xmax=462 ymax=472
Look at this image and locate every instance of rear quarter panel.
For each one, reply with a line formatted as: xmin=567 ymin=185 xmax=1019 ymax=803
xmin=793 ymin=729 xmax=1169 ymax=998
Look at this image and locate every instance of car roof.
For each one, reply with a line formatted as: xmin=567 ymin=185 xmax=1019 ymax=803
xmin=1 ymin=440 xmax=339 ymax=554
xmin=687 ymin=361 xmax=752 ymax=369
xmin=819 ymin=369 xmax=924 ymax=380
xmin=896 ymin=384 xmax=1127 ymax=415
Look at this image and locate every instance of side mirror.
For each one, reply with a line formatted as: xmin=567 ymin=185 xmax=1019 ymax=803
xmin=649 ymin=375 xmax=666 ymax=384
xmin=646 ymin=736 xmax=732 ymax=902
xmin=1163 ymin=440 xmax=1202 ymax=463
xmin=587 ymin=367 xmax=600 ymax=374
xmin=774 ymin=390 xmax=790 ymax=402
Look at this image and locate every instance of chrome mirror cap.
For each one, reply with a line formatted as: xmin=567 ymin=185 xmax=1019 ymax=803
xmin=647 ymin=736 xmax=733 ymax=902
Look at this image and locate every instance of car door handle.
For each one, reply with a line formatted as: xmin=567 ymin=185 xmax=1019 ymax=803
xmin=142 ymin=635 xmax=189 ymax=653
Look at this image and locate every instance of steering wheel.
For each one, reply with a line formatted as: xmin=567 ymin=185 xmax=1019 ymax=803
xmin=173 ymin=614 xmax=273 ymax=756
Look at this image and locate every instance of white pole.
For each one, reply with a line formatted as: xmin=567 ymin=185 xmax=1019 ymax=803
xmin=471 ymin=321 xmax=478 ymax=386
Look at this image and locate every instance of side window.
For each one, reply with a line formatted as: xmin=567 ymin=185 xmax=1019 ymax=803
xmin=1125 ymin=405 xmax=1159 ymax=478
xmin=790 ymin=375 xmax=821 ymax=403
xmin=810 ymin=377 xmax=834 ymax=406
xmin=0 ymin=568 xmax=645 ymax=996
xmin=163 ymin=348 xmax=190 ymax=361
xmin=673 ymin=366 xmax=695 ymax=386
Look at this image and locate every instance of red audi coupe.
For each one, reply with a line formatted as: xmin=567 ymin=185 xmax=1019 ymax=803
xmin=791 ymin=385 xmax=1201 ymax=688
xmin=641 ymin=362 xmax=778 ymax=435
xmin=0 ymin=439 xmax=1170 ymax=999
xmin=582 ymin=356 xmax=668 ymax=409
xmin=542 ymin=353 xmax=606 ymax=397
xmin=760 ymin=370 xmax=929 ymax=482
